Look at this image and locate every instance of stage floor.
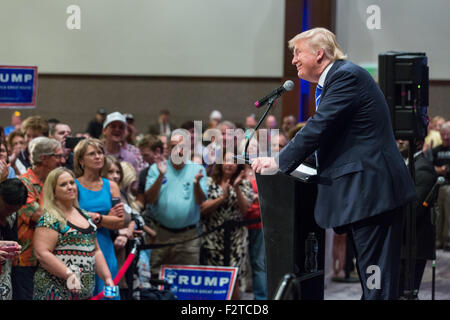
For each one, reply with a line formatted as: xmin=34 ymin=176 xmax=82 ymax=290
xmin=324 ymin=249 xmax=450 ymax=300
xmin=240 ymin=248 xmax=450 ymax=300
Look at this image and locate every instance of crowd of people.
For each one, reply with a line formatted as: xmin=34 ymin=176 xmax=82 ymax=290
xmin=0 ymin=107 xmax=448 ymax=300
xmin=0 ymin=108 xmax=300 ymax=301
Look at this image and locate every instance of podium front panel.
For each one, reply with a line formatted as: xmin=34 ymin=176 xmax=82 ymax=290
xmin=256 ymin=172 xmax=324 ymax=299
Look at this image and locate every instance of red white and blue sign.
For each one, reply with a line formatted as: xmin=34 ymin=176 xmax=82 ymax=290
xmin=0 ymin=66 xmax=38 ymax=108
xmin=159 ymin=265 xmax=238 ymax=300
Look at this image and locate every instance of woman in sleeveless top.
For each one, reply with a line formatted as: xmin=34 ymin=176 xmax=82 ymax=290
xmin=73 ymin=138 xmax=125 ymax=299
xmin=200 ymin=152 xmax=253 ymax=300
xmin=33 ymin=168 xmax=114 ymax=300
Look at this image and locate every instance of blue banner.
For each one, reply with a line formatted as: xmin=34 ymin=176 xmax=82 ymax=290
xmin=0 ymin=66 xmax=38 ymax=108
xmin=160 ymin=265 xmax=238 ymax=300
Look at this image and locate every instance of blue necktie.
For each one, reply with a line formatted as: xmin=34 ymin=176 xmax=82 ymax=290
xmin=315 ymin=84 xmax=323 ymax=110
xmin=314 ymin=84 xmax=323 ymax=167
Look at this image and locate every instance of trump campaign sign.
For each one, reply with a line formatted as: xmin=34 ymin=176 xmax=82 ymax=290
xmin=159 ymin=265 xmax=238 ymax=300
xmin=0 ymin=66 xmax=38 ymax=108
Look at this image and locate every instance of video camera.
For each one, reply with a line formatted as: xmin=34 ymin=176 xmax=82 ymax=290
xmin=65 ymin=136 xmax=85 ymax=150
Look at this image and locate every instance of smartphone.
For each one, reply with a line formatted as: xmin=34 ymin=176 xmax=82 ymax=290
xmin=0 ymin=244 xmax=19 ymax=253
xmin=104 ymin=285 xmax=119 ymax=298
xmin=111 ymin=197 xmax=121 ymax=207
xmin=65 ymin=137 xmax=85 ymax=150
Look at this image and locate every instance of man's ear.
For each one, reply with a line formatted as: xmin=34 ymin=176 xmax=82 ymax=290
xmin=316 ymin=48 xmax=325 ymax=63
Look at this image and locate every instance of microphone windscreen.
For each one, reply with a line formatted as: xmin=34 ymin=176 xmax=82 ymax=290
xmin=283 ymin=80 xmax=294 ymax=91
xmin=437 ymin=176 xmax=446 ymax=184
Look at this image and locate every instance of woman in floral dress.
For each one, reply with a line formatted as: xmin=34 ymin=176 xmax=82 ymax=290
xmin=33 ymin=168 xmax=114 ymax=300
xmin=200 ymin=152 xmax=253 ymax=299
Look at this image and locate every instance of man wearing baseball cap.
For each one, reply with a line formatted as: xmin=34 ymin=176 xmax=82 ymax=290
xmin=102 ymin=112 xmax=141 ymax=172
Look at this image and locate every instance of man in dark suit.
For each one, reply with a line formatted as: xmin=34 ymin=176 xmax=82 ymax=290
xmin=148 ymin=109 xmax=176 ymax=136
xmin=398 ymin=139 xmax=437 ymax=298
xmin=86 ymin=108 xmax=107 ymax=139
xmin=252 ymin=27 xmax=417 ymax=299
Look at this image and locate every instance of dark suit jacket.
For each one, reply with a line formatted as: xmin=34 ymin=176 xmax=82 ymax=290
xmin=148 ymin=122 xmax=176 ymax=135
xmin=401 ymin=152 xmax=437 ymax=260
xmin=278 ymin=60 xmax=417 ymax=229
xmin=86 ymin=119 xmax=103 ymax=139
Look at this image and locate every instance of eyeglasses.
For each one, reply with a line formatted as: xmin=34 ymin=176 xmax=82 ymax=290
xmin=49 ymin=153 xmax=65 ymax=159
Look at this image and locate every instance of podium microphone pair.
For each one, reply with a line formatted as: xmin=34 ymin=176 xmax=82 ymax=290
xmin=423 ymin=176 xmax=446 ymax=207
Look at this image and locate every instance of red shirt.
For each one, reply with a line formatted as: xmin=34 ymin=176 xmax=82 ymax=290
xmin=16 ymin=168 xmax=44 ymax=266
xmin=245 ymin=179 xmax=262 ymax=230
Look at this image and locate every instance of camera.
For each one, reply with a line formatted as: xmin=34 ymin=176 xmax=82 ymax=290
xmin=132 ymin=214 xmax=145 ymax=231
xmin=122 ymin=202 xmax=145 ymax=231
xmin=65 ymin=137 xmax=85 ymax=150
xmin=111 ymin=197 xmax=121 ymax=207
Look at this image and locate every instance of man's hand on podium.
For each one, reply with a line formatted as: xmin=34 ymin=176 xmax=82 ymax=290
xmin=251 ymin=157 xmax=279 ymax=175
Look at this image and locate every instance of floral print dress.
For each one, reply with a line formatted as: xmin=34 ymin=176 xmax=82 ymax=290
xmin=0 ymin=213 xmax=16 ymax=300
xmin=201 ymin=177 xmax=253 ymax=278
xmin=33 ymin=208 xmax=97 ymax=300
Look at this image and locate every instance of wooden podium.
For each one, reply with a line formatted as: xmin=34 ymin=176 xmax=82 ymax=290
xmin=256 ymin=171 xmax=325 ymax=300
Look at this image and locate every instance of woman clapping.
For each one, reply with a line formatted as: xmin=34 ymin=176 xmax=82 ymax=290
xmin=200 ymin=151 xmax=253 ymax=299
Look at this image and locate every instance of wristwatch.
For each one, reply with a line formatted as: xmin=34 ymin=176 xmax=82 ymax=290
xmin=93 ymin=213 xmax=102 ymax=225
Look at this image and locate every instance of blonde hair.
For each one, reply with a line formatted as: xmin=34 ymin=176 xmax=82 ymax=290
xmin=21 ymin=115 xmax=49 ymax=136
xmin=425 ymin=130 xmax=442 ymax=148
xmin=288 ymin=27 xmax=347 ymax=61
xmin=42 ymin=167 xmax=79 ymax=229
xmin=73 ymin=138 xmax=105 ymax=177
xmin=120 ymin=161 xmax=136 ymax=190
xmin=120 ymin=161 xmax=140 ymax=212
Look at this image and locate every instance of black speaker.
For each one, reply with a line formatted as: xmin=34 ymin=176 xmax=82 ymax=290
xmin=378 ymin=51 xmax=429 ymax=140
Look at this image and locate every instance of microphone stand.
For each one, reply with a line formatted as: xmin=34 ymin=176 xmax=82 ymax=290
xmin=234 ymin=96 xmax=277 ymax=164
xmin=429 ymin=179 xmax=445 ymax=300
xmin=432 ymin=257 xmax=436 ymax=300
xmin=402 ymin=139 xmax=417 ymax=300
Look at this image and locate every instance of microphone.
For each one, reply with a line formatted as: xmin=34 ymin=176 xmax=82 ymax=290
xmin=254 ymin=80 xmax=294 ymax=108
xmin=423 ymin=176 xmax=446 ymax=207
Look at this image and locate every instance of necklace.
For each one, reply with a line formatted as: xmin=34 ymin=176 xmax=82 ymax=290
xmin=80 ymin=177 xmax=103 ymax=190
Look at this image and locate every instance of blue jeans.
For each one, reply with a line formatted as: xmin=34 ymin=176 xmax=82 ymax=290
xmin=248 ymin=228 xmax=267 ymax=300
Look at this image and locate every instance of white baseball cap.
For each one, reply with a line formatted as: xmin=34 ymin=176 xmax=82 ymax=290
xmin=103 ymin=111 xmax=127 ymax=129
xmin=210 ymin=110 xmax=222 ymax=121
